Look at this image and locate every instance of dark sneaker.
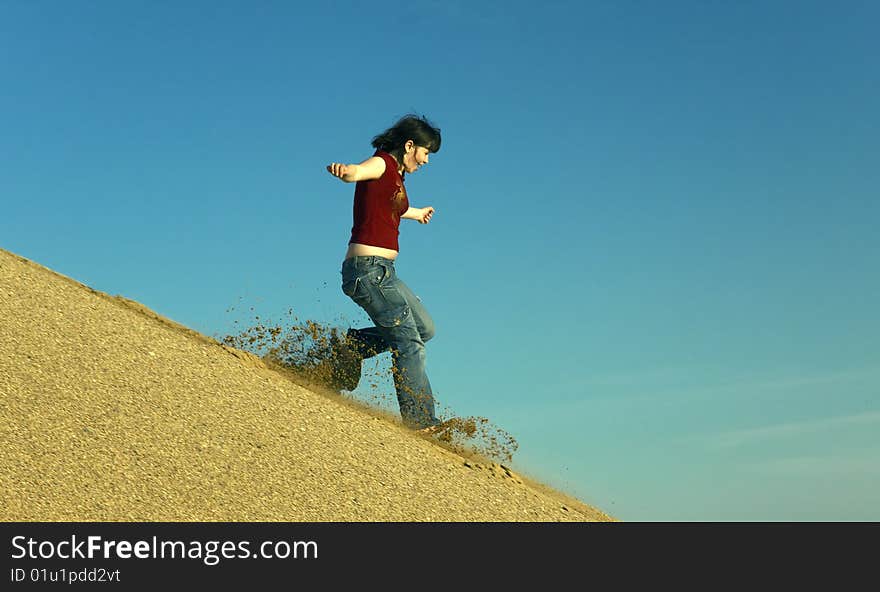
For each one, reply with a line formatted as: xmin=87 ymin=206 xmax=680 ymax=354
xmin=328 ymin=333 xmax=362 ymax=392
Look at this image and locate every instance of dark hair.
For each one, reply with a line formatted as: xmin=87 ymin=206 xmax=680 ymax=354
xmin=371 ymin=114 xmax=442 ymax=164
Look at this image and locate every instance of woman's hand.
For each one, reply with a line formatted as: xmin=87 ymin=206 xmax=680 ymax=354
xmin=415 ymin=206 xmax=435 ymax=224
xmin=326 ymin=163 xmax=354 ymax=181
xmin=402 ymin=206 xmax=435 ymax=224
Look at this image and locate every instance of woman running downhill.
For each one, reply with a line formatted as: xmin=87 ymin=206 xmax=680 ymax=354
xmin=326 ymin=114 xmax=443 ymax=433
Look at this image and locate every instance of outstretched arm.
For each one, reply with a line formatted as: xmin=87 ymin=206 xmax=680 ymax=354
xmin=402 ymin=206 xmax=435 ymax=224
xmin=326 ymin=156 xmax=386 ymax=183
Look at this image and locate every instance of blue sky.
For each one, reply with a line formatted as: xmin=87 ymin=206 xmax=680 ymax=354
xmin=2 ymin=0 xmax=878 ymax=520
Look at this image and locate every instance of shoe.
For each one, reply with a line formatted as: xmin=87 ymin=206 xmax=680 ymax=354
xmin=327 ymin=332 xmax=363 ymax=392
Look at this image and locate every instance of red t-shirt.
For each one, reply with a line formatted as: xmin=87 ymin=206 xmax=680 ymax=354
xmin=349 ymin=151 xmax=409 ymax=251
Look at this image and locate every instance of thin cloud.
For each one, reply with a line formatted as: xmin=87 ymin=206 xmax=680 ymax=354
xmin=715 ymin=411 xmax=880 ymax=449
xmin=746 ymin=454 xmax=880 ymax=476
xmin=571 ymin=365 xmax=880 ymax=405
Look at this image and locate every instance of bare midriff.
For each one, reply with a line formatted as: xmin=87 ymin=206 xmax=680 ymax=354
xmin=345 ymin=242 xmax=398 ymax=261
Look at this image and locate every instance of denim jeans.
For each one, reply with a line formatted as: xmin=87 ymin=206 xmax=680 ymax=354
xmin=340 ymin=255 xmax=439 ymax=429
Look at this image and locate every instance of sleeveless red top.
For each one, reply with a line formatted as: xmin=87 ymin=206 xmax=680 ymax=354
xmin=349 ymin=151 xmax=409 ymax=251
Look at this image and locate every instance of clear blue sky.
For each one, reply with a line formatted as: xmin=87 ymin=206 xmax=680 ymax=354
xmin=2 ymin=0 xmax=878 ymax=521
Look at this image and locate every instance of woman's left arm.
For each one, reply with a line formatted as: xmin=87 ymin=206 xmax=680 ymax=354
xmin=402 ymin=206 xmax=435 ymax=224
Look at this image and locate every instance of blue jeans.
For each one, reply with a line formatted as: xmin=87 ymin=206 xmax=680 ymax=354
xmin=341 ymin=256 xmax=439 ymax=429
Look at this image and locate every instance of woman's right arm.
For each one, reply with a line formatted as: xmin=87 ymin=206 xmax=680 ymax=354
xmin=326 ymin=156 xmax=386 ymax=183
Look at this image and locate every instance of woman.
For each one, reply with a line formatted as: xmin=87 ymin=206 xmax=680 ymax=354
xmin=326 ymin=114 xmax=443 ymax=432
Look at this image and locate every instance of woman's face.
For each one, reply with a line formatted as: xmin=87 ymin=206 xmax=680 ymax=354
xmin=402 ymin=142 xmax=431 ymax=173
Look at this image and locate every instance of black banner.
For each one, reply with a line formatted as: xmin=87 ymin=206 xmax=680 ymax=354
xmin=1 ymin=522 xmax=874 ymax=587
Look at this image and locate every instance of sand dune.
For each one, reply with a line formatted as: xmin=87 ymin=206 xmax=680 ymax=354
xmin=0 ymin=248 xmax=613 ymax=521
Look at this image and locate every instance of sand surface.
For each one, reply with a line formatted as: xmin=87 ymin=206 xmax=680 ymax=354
xmin=0 ymin=248 xmax=614 ymax=522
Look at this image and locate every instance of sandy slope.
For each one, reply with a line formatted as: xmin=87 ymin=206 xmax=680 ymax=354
xmin=0 ymin=248 xmax=614 ymax=522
